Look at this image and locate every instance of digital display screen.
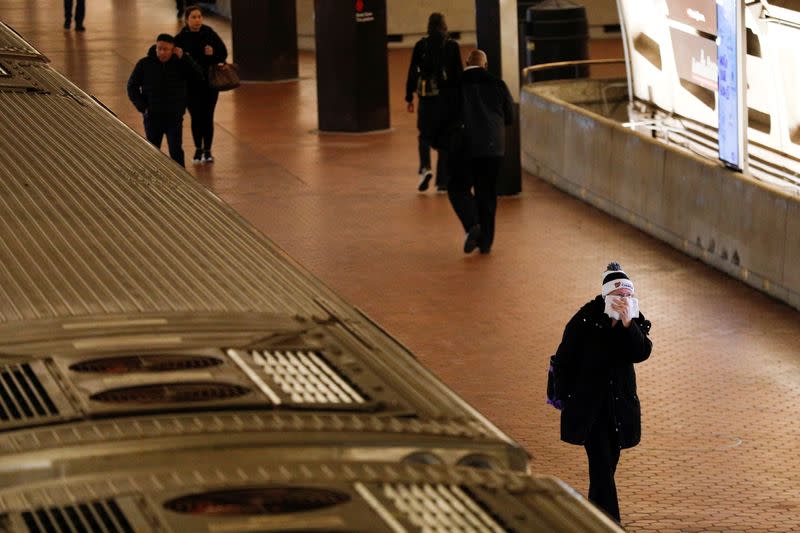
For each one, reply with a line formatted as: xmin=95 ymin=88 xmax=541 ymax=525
xmin=717 ymin=0 xmax=744 ymax=169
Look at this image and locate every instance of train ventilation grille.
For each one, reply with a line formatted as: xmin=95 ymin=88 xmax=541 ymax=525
xmin=89 ymin=382 xmax=250 ymax=404
xmin=380 ymin=483 xmax=508 ymax=532
xmin=21 ymin=498 xmax=134 ymax=533
xmin=163 ymin=487 xmax=351 ymax=515
xmin=69 ymin=354 xmax=223 ymax=373
xmin=248 ymin=350 xmax=367 ymax=405
xmin=0 ymin=363 xmax=59 ymax=422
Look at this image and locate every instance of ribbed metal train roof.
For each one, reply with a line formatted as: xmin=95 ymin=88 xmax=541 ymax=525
xmin=0 ymin=62 xmax=342 ymax=323
xmin=0 ymin=22 xmax=43 ymax=60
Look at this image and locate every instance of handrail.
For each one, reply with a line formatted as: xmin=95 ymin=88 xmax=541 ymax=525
xmin=521 ymin=58 xmax=626 ymax=82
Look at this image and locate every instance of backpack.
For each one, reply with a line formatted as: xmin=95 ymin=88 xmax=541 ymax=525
xmin=546 ymin=355 xmax=563 ymax=410
xmin=416 ymin=36 xmax=448 ymax=97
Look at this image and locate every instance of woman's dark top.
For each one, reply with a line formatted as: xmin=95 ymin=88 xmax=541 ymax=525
xmin=174 ymin=24 xmax=228 ymax=85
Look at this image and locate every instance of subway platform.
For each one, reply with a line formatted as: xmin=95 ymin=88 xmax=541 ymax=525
xmin=1 ymin=1 xmax=799 ymax=531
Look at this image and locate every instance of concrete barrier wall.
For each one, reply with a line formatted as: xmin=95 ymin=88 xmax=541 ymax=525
xmin=521 ymin=80 xmax=800 ymax=311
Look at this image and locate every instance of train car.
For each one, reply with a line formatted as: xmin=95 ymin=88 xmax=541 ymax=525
xmin=0 ymin=21 xmax=622 ymax=532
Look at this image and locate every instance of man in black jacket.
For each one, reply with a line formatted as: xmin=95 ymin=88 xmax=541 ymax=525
xmin=127 ymin=34 xmax=202 ymax=167
xmin=448 ymin=49 xmax=514 ymax=254
xmin=553 ymin=262 xmax=652 ymax=523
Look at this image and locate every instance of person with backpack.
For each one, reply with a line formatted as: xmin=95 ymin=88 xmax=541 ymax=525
xmin=405 ymin=12 xmax=463 ymax=192
xmin=550 ymin=262 xmax=652 ymax=524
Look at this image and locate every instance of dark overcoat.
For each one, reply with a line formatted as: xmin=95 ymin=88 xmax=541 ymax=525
xmin=554 ymin=295 xmax=652 ymax=449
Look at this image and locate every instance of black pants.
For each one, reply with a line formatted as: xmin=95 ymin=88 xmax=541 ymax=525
xmin=144 ymin=112 xmax=185 ymax=167
xmin=417 ymin=97 xmax=448 ymax=189
xmin=447 ymin=155 xmax=501 ymax=251
xmin=64 ymin=0 xmax=85 ymax=25
xmin=417 ymin=136 xmax=449 ymax=189
xmin=584 ymin=406 xmax=622 ymax=522
xmin=177 ymin=0 xmax=185 ymax=13
xmin=187 ymin=87 xmax=219 ymax=152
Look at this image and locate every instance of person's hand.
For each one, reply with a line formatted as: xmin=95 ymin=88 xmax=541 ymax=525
xmin=406 ymin=101 xmax=414 ymax=113
xmin=174 ymin=46 xmax=183 ymax=59
xmin=204 ymin=45 xmax=213 ymax=56
xmin=611 ymin=298 xmax=632 ymax=327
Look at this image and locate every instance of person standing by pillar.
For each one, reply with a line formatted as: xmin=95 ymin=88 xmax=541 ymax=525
xmin=551 ymin=262 xmax=652 ymax=524
xmin=176 ymin=0 xmax=185 ymax=18
xmin=175 ymin=5 xmax=228 ymax=164
xmin=405 ymin=12 xmax=463 ymax=192
xmin=63 ymin=0 xmax=85 ymax=31
xmin=447 ymin=50 xmax=513 ymax=255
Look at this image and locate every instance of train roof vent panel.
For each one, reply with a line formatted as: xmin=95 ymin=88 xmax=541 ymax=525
xmin=69 ymin=354 xmax=224 ymax=374
xmin=20 ymin=499 xmax=135 ymax=533
xmin=227 ymin=349 xmax=372 ymax=408
xmin=0 ymin=362 xmax=65 ymax=430
xmin=89 ymin=382 xmax=251 ymax=404
xmin=163 ymin=487 xmax=351 ymax=516
xmin=377 ymin=482 xmax=509 ymax=533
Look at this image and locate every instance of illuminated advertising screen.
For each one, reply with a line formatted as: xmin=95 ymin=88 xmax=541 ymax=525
xmin=717 ymin=0 xmax=746 ymax=170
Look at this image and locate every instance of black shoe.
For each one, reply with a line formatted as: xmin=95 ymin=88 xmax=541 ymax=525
xmin=463 ymin=225 xmax=481 ymax=254
xmin=435 ymin=185 xmax=448 ymax=193
xmin=192 ymin=149 xmax=203 ymax=164
xmin=479 ymin=246 xmax=491 ymax=255
xmin=63 ymin=20 xmax=71 ymax=30
xmin=202 ymin=150 xmax=214 ymax=163
xmin=74 ymin=25 xmax=85 ymax=32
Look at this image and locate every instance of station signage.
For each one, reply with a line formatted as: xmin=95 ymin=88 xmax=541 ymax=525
xmin=670 ymin=26 xmax=718 ymax=91
xmin=666 ymin=0 xmax=718 ymax=35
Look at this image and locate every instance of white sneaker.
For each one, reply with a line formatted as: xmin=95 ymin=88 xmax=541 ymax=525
xmin=417 ymin=168 xmax=433 ymax=191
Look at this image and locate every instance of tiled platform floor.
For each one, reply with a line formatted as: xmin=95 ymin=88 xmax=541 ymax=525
xmin=1 ymin=1 xmax=799 ymax=531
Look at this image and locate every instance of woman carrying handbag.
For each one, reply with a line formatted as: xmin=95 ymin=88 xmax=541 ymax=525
xmin=175 ymin=5 xmax=228 ymax=164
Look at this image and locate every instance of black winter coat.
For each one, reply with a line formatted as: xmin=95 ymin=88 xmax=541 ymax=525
xmin=174 ymin=25 xmax=228 ymax=85
xmin=127 ymin=45 xmax=203 ymax=115
xmin=554 ymin=296 xmax=652 ymax=449
xmin=460 ymin=67 xmax=514 ymax=158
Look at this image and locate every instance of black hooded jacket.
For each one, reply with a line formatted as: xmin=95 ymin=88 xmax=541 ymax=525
xmin=554 ymin=296 xmax=652 ymax=449
xmin=174 ymin=24 xmax=228 ymax=85
xmin=127 ymin=45 xmax=203 ymax=115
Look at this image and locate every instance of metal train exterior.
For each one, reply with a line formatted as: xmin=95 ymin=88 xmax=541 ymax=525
xmin=0 ymin=22 xmax=621 ymax=533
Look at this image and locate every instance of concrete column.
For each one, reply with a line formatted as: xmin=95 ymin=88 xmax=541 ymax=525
xmin=314 ymin=0 xmax=390 ymax=132
xmin=231 ymin=0 xmax=299 ymax=81
xmin=475 ymin=0 xmax=521 ymax=195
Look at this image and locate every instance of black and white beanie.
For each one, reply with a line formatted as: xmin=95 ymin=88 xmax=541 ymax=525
xmin=601 ymin=262 xmax=635 ymax=297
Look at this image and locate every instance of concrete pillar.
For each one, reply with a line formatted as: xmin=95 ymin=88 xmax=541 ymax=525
xmin=475 ymin=0 xmax=521 ymax=195
xmin=231 ymin=0 xmax=299 ymax=81
xmin=314 ymin=0 xmax=390 ymax=132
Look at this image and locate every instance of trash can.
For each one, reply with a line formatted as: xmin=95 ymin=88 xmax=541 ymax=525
xmin=525 ymin=0 xmax=589 ymax=82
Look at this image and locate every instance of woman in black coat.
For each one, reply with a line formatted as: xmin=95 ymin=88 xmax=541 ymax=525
xmin=175 ymin=5 xmax=228 ymax=163
xmin=553 ymin=262 xmax=652 ymax=523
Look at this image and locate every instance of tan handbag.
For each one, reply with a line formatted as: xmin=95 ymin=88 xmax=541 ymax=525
xmin=208 ymin=63 xmax=240 ymax=91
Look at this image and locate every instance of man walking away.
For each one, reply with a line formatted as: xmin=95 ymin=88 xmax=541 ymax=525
xmin=127 ymin=34 xmax=202 ymax=167
xmin=448 ymin=49 xmax=514 ymax=254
